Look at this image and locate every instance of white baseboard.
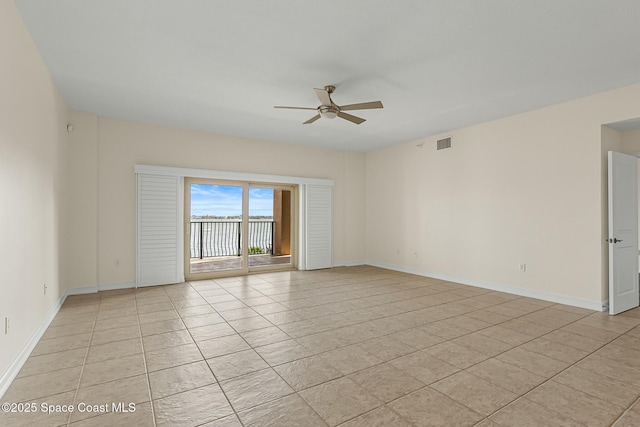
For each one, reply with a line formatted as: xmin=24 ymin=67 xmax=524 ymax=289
xmin=333 ymin=260 xmax=366 ymax=268
xmin=98 ymin=281 xmax=136 ymax=292
xmin=366 ymin=260 xmax=605 ymax=312
xmin=68 ymin=285 xmax=98 ymax=295
xmin=0 ymin=289 xmax=70 ymax=400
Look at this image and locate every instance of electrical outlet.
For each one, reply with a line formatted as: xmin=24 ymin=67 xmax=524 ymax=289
xmin=519 ymin=263 xmax=526 ymax=272
xmin=43 ymin=283 xmax=47 ymax=295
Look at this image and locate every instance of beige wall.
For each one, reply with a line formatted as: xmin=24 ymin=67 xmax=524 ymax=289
xmin=621 ymin=128 xmax=640 ymax=152
xmin=66 ymin=111 xmax=98 ymax=288
xmin=65 ymin=114 xmax=367 ymax=287
xmin=366 ymin=83 xmax=640 ymax=308
xmin=0 ymin=2 xmax=69 ymax=379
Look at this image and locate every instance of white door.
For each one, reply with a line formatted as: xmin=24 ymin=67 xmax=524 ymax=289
xmin=608 ymin=151 xmax=639 ymax=314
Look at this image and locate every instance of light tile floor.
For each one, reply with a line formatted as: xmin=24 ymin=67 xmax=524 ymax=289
xmin=2 ymin=266 xmax=640 ymax=426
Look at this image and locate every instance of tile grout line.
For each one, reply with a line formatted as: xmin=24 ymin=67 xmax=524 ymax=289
xmin=63 ymin=302 xmax=99 ymax=427
xmin=135 ymin=289 xmax=158 ymax=427
xmin=189 ymin=279 xmax=334 ymax=425
xmin=177 ymin=280 xmax=247 ymax=426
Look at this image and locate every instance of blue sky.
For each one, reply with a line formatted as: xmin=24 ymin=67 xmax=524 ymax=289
xmin=190 ymin=184 xmax=274 ymax=217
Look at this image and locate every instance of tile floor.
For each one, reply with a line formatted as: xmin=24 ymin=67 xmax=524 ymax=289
xmin=2 ymin=266 xmax=640 ymax=426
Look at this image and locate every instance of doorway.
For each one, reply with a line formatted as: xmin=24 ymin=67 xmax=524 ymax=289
xmin=185 ymin=178 xmax=295 ymax=280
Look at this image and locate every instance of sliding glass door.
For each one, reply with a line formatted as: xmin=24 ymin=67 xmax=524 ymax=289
xmin=187 ymin=181 xmax=246 ymax=276
xmin=185 ymin=178 xmax=294 ymax=279
xmin=248 ymin=186 xmax=293 ymax=269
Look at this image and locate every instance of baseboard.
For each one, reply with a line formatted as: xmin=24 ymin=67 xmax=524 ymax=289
xmin=332 ymin=260 xmax=366 ymax=268
xmin=365 ymin=260 xmax=605 ymax=312
xmin=98 ymin=281 xmax=136 ymax=292
xmin=0 ymin=288 xmax=70 ymax=400
xmin=67 ymin=285 xmax=98 ymax=295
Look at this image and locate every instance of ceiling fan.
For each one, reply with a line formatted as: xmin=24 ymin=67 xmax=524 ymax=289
xmin=274 ymin=85 xmax=383 ymax=125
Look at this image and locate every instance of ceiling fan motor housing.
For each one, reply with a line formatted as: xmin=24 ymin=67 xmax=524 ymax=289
xmin=319 ymin=105 xmax=339 ymax=119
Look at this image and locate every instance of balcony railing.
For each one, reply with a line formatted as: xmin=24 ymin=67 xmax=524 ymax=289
xmin=190 ymin=220 xmax=274 ymax=259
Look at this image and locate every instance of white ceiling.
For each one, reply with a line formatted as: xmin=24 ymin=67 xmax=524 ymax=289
xmin=15 ymin=0 xmax=640 ymax=151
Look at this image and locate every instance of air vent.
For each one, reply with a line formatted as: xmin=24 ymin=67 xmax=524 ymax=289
xmin=437 ymin=137 xmax=452 ymax=150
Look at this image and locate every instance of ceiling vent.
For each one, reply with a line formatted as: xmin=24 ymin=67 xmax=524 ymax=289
xmin=437 ymin=137 xmax=452 ymax=150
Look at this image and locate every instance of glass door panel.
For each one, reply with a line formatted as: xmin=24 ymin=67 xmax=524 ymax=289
xmin=188 ymin=183 xmax=245 ymax=275
xmin=248 ymin=186 xmax=293 ymax=269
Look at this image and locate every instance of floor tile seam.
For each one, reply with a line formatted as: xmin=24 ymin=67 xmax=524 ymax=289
xmin=165 ymin=293 xmax=253 ymax=422
xmin=64 ymin=305 xmax=101 ymax=427
xmin=217 ymin=371 xmax=298 ymax=416
xmin=426 ymin=385 xmax=487 ymax=419
xmin=140 ymin=325 xmax=190 ymax=340
xmin=260 ymin=276 xmax=405 ymax=291
xmin=38 ymin=325 xmax=95 ymax=342
xmin=382 ymin=384 xmax=487 ymax=421
xmin=327 ymin=401 xmax=388 ymax=426
xmin=282 ymin=391 xmax=334 ymax=427
xmin=375 ymin=307 xmax=599 ymax=391
xmin=14 ymin=349 xmax=91 ymax=380
xmin=551 ymin=374 xmax=638 ymax=414
xmin=210 ymin=329 xmax=351 ymax=419
xmin=275 ymin=289 xmax=596 ymax=367
xmin=322 ymin=283 xmax=558 ymax=327
xmin=610 ymin=395 xmax=640 ymax=426
xmin=295 ymin=382 xmax=383 ymax=427
xmin=547 ymin=311 xmax=627 ymax=350
xmin=478 ymin=329 xmax=631 ymax=422
xmin=479 ymin=395 xmax=576 ymax=426
xmin=269 ymin=289 xmax=494 ymax=340
xmin=267 ymin=280 xmax=441 ymax=306
xmin=151 ymin=382 xmax=239 ymax=426
xmin=573 ymin=320 xmax=639 ymax=336
xmin=608 ymin=335 xmax=640 ymax=352
xmin=578 ymin=343 xmax=640 ymax=377
xmin=147 ymin=374 xmax=218 ymax=402
xmin=135 ymin=295 xmax=160 ymax=427
xmin=189 ymin=282 xmax=248 ymax=317
xmin=271 ymin=289 xmax=534 ymax=355
xmin=497 ymin=378 xmax=628 ymax=426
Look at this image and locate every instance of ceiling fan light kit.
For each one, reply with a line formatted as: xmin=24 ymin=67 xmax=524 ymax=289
xmin=275 ymin=85 xmax=383 ymax=125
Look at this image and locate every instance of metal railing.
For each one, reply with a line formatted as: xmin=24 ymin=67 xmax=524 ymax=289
xmin=190 ymin=220 xmax=274 ymax=259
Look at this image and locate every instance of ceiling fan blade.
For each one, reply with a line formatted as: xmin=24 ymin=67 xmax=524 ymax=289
xmin=274 ymin=106 xmax=317 ymax=110
xmin=339 ymin=101 xmax=384 ymax=111
xmin=337 ymin=111 xmax=365 ymax=125
xmin=303 ymin=114 xmax=321 ymax=124
xmin=314 ymin=88 xmax=332 ymax=106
